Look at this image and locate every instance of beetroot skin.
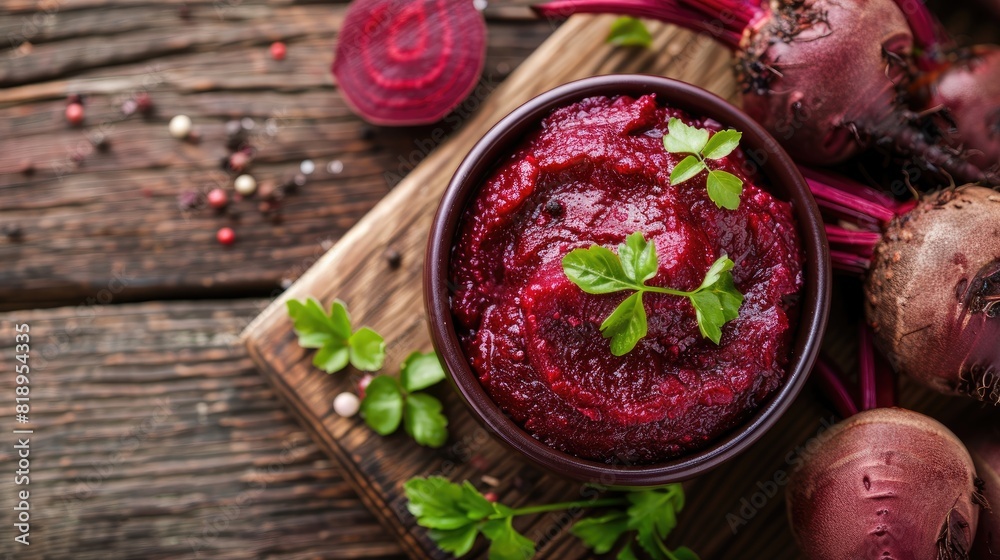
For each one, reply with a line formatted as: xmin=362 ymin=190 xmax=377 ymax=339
xmin=788 ymin=408 xmax=984 ymax=560
xmin=332 ymin=0 xmax=486 ymax=125
xmin=961 ymin=419 xmax=999 ymax=557
xmin=865 ymin=187 xmax=1000 ymax=405
xmin=737 ymin=0 xmax=913 ymax=165
xmin=925 ymin=46 xmax=1000 ymax=174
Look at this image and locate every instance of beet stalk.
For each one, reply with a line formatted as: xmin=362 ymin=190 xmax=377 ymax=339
xmin=788 ymin=407 xmax=984 ymax=560
xmin=332 ymin=0 xmax=487 ymax=126
xmin=804 ymin=169 xmax=1000 ymax=405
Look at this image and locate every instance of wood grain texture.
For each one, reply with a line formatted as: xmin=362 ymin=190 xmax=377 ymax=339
xmin=0 ymin=1 xmax=552 ymax=309
xmin=0 ymin=299 xmax=403 ymax=559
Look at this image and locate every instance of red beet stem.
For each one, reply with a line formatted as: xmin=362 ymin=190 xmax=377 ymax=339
xmin=532 ymin=0 xmax=744 ymax=49
xmin=674 ymin=0 xmax=759 ymax=30
xmin=859 ymin=324 xmax=878 ymax=411
xmin=874 ymin=343 xmax=897 ymax=408
xmin=815 ymin=357 xmax=861 ymax=419
xmin=825 ymin=225 xmax=880 ymax=257
xmin=890 ymin=0 xmax=944 ymax=53
xmin=807 ymin=178 xmax=895 ymax=231
xmin=830 ymin=249 xmax=871 ymax=275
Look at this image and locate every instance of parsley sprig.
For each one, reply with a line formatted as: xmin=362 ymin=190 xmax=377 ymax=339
xmin=562 ymin=231 xmax=743 ymax=355
xmin=405 ymin=476 xmax=698 ymax=560
xmin=606 ymin=16 xmax=653 ymax=48
xmin=664 ymin=118 xmax=744 ymax=210
xmin=287 ymin=298 xmax=386 ymax=373
xmin=360 ymin=351 xmax=449 ymax=448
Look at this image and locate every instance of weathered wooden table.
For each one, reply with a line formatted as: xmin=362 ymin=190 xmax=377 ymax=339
xmin=1 ymin=0 xmax=996 ymax=558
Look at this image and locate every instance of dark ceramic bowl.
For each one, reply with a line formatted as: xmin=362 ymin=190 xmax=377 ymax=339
xmin=425 ymin=75 xmax=831 ymax=486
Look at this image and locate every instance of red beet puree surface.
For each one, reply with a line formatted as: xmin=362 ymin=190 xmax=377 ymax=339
xmin=449 ymin=94 xmax=803 ymax=464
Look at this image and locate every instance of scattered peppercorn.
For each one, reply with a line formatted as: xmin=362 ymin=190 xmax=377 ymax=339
xmin=134 ymin=92 xmax=154 ymax=115
xmin=216 ymin=226 xmax=236 ymax=245
xmin=227 ymin=150 xmax=252 ymax=173
xmin=257 ymin=179 xmax=277 ymax=200
xmin=2 ymin=225 xmax=24 ymax=241
xmin=89 ymin=131 xmax=110 ymax=151
xmin=177 ymin=190 xmax=201 ymax=210
xmin=333 ymin=392 xmax=360 ymax=417
xmin=225 ymin=119 xmax=248 ymax=150
xmin=65 ymin=103 xmax=84 ymax=126
xmin=18 ymin=160 xmax=34 ymax=176
xmin=234 ymin=174 xmax=257 ymax=195
xmin=169 ymin=115 xmax=193 ymax=139
xmin=269 ymin=41 xmax=287 ymax=61
xmin=483 ymin=492 xmax=498 ymax=503
xmin=207 ymin=188 xmax=228 ymax=210
xmin=544 ymin=199 xmax=564 ymax=216
xmin=384 ymin=248 xmax=402 ymax=269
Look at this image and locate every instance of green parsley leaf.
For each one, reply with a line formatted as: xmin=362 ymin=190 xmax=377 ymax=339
xmin=672 ymin=547 xmax=702 ymax=560
xmin=313 ymin=342 xmax=349 ymax=373
xmin=706 ymin=170 xmax=743 ymax=210
xmin=562 ymin=233 xmax=744 ymax=354
xmin=697 ymin=254 xmax=734 ymax=291
xmin=400 ymin=351 xmax=447 ymax=392
xmin=287 ymin=298 xmax=337 ymax=348
xmin=617 ymin=542 xmax=640 ymax=560
xmin=626 ymin=486 xmax=683 ymax=558
xmin=328 ymin=300 xmax=352 ymax=340
xmin=663 ymin=118 xmax=709 ymax=155
xmin=618 ymin=231 xmax=658 ymax=284
xmin=600 ymin=292 xmax=647 ymax=356
xmin=701 ymin=129 xmax=742 ymax=160
xmin=669 ymin=155 xmax=706 ymax=186
xmin=286 ymin=297 xmax=387 ymax=373
xmin=404 ymin=393 xmax=449 ymax=448
xmin=571 ymin=512 xmax=630 ymax=554
xmin=406 ymin=477 xmax=699 ymax=560
xmin=562 ymin=245 xmax=639 ymax=294
xmin=482 ymin=517 xmax=535 ymax=560
xmin=359 ymin=375 xmax=404 ymax=435
xmin=429 ymin=526 xmax=479 ymax=557
xmin=606 ymin=16 xmax=653 ymax=48
xmin=348 ymin=327 xmax=386 ymax=371
xmin=662 ymin=121 xmax=745 ymax=209
xmin=688 ymin=256 xmax=743 ymax=344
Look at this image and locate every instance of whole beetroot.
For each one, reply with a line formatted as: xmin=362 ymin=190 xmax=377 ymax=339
xmin=923 ymin=46 xmax=1000 ymax=175
xmin=963 ymin=415 xmax=1000 ymax=560
xmin=736 ymin=0 xmax=914 ymax=165
xmin=864 ymin=186 xmax=1000 ymax=404
xmin=788 ymin=408 xmax=984 ymax=560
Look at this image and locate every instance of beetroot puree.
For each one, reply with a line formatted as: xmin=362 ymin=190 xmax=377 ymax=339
xmin=450 ymin=94 xmax=803 ymax=464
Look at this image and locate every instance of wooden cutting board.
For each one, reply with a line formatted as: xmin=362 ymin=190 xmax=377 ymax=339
xmin=241 ymin=13 xmax=966 ymax=559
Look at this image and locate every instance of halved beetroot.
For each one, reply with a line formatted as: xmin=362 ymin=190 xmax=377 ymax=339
xmin=333 ymin=0 xmax=487 ymax=126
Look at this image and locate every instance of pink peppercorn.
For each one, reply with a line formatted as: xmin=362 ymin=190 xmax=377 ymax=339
xmin=216 ymin=227 xmax=236 ymax=245
xmin=270 ymin=41 xmax=287 ymax=61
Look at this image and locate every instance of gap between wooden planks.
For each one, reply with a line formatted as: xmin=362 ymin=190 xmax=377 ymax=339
xmin=242 ymin=14 xmax=738 ymax=560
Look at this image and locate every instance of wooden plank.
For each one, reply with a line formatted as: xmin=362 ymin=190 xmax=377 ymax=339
xmin=243 ymin=14 xmax=748 ymax=560
xmin=0 ymin=299 xmax=403 ymax=559
xmin=0 ymin=1 xmax=553 ymax=310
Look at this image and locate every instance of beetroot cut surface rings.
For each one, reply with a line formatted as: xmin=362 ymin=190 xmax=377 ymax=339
xmin=333 ymin=0 xmax=487 ymax=126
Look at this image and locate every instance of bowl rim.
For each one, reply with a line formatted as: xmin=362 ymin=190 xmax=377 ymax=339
xmin=424 ymin=74 xmax=831 ymax=486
